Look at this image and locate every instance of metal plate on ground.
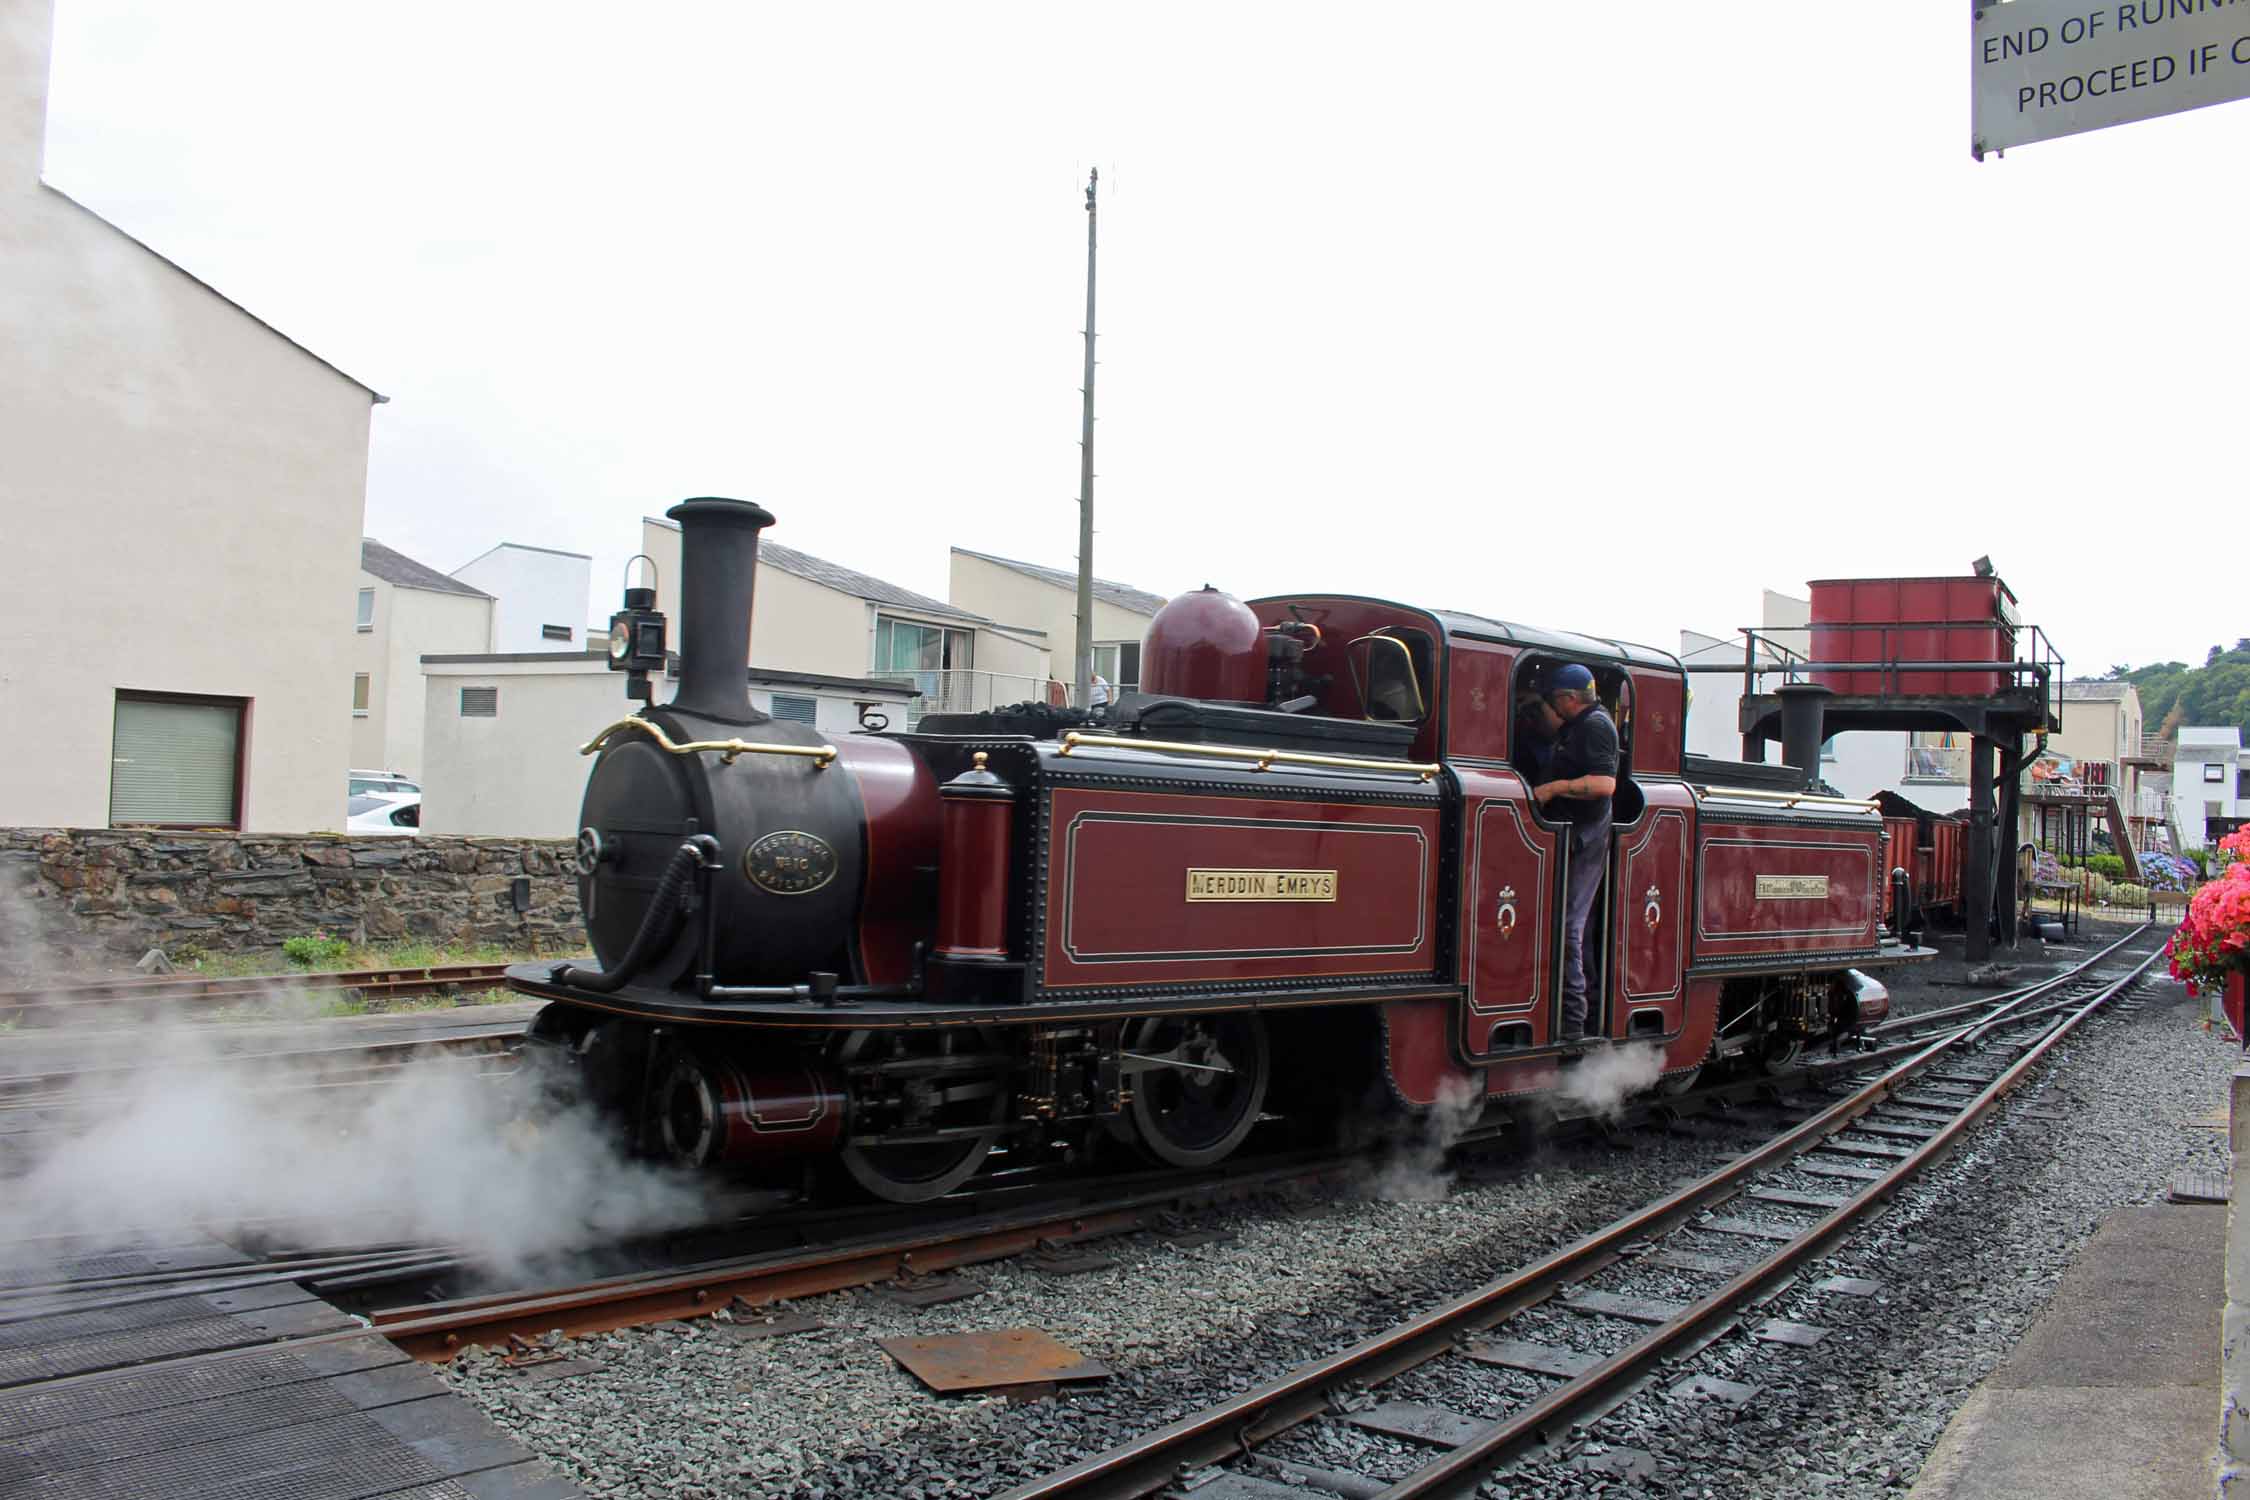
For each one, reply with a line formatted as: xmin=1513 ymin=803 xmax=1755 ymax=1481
xmin=1671 ymin=1373 xmax=1760 ymax=1405
xmin=1342 ymin=1400 xmax=1485 ymax=1447
xmin=1748 ymin=1188 xmax=1849 ymax=1211
xmin=1813 ymin=1276 xmax=1884 ymax=1297
xmin=1701 ymin=1216 xmax=1804 ymax=1242
xmin=1466 ymin=1337 xmax=1602 ymax=1378
xmin=2169 ymin=1172 xmax=2229 ymax=1205
xmin=1751 ymin=1318 xmax=1831 ymax=1346
xmin=1562 ymin=1291 xmax=1686 ymax=1324
xmin=869 ymin=1276 xmax=981 ymax=1309
xmin=877 ymin=1327 xmax=1107 ymax=1394
xmin=1646 ymin=1249 xmax=1745 ymax=1275
xmin=721 ymin=1312 xmax=825 ymax=1340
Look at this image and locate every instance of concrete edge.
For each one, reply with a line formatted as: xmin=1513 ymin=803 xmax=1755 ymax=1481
xmin=2219 ymin=1061 xmax=2250 ymax=1496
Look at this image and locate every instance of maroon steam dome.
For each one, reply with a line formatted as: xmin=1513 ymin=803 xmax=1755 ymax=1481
xmin=1140 ymin=586 xmax=1265 ymax=703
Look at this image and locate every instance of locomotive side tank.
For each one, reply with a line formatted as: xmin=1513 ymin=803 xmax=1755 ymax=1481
xmin=509 ymin=499 xmax=1927 ymax=1201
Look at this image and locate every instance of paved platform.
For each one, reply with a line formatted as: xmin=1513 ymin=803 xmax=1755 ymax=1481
xmin=0 ymin=1237 xmax=580 ymax=1499
xmin=1907 ymin=1202 xmax=2223 ymax=1500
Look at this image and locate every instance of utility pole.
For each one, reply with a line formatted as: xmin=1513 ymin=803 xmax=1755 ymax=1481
xmin=1073 ymin=168 xmax=1098 ymax=714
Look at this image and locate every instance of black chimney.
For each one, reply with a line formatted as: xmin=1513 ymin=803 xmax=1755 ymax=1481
xmin=665 ymin=496 xmax=775 ymax=724
xmin=1776 ymin=681 xmax=1833 ymax=783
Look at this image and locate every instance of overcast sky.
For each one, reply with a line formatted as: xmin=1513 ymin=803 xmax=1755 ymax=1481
xmin=40 ymin=1 xmax=2249 ymax=674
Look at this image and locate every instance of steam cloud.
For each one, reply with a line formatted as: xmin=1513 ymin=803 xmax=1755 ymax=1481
xmin=0 ymin=1025 xmax=712 ymax=1277
xmin=1552 ymin=1041 xmax=1669 ymax=1121
xmin=1357 ymin=1071 xmax=1489 ymax=1203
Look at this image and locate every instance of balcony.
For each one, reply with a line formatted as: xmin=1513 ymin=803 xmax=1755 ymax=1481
xmin=1903 ymin=744 xmax=1968 ymax=784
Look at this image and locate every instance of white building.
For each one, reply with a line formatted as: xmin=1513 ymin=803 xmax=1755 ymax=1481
xmin=2172 ymin=727 xmax=2248 ymax=851
xmin=449 ymin=543 xmax=593 ymax=653
xmin=416 ymin=653 xmax=918 ymax=837
xmin=1 ymin=3 xmax=382 ymax=832
xmin=948 ymin=547 xmax=1169 ymax=697
xmin=353 ymin=541 xmax=494 ymax=779
xmin=639 ymin=517 xmax=1051 ymax=723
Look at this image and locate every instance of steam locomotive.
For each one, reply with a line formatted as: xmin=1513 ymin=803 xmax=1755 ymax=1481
xmin=507 ymin=497 xmax=1925 ymax=1202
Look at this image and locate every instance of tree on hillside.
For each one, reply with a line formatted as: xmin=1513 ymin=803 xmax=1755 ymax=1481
xmin=2123 ymin=643 xmax=2250 ymax=746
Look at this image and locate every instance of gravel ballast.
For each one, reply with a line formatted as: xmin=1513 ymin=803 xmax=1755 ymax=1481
xmin=440 ymin=924 xmax=2236 ymax=1499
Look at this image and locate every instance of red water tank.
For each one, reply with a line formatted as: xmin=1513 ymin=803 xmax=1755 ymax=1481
xmin=1141 ymin=587 xmax=1266 ymax=703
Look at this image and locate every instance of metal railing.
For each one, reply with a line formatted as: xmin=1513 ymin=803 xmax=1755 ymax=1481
xmin=1684 ymin=619 xmax=2064 ymax=727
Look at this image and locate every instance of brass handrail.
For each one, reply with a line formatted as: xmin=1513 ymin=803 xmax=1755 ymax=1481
xmin=579 ymin=715 xmax=837 ymax=769
xmin=1692 ymin=783 xmax=1878 ymax=812
xmin=1057 ymin=731 xmax=1439 ymax=783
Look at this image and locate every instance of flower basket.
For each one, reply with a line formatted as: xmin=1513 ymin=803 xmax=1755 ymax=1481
xmin=2167 ymin=850 xmax=2250 ymax=1044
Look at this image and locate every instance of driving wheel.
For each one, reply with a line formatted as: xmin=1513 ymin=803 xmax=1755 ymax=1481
xmin=1121 ymin=1012 xmax=1271 ymax=1168
xmin=834 ymin=1029 xmax=1009 ymax=1203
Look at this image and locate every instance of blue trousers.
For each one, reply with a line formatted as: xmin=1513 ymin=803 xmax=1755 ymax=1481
xmin=1559 ymin=817 xmax=1610 ymax=1037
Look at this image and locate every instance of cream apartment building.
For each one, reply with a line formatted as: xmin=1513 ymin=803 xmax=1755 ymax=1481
xmin=1 ymin=2 xmax=382 ymax=831
xmin=948 ymin=547 xmax=1168 ymax=698
xmin=352 ymin=542 xmax=494 ymax=779
xmin=639 ymin=517 xmax=1050 ymax=722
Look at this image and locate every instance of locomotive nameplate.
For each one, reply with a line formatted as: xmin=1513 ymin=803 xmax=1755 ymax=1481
xmin=1756 ymin=875 xmax=1830 ymax=900
xmin=1184 ymin=868 xmax=1338 ymax=902
xmin=744 ymin=830 xmax=838 ymax=895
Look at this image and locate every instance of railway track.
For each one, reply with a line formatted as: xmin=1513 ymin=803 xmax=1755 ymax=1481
xmin=992 ymin=924 xmax=2163 ymax=1500
xmin=0 ymin=961 xmax=520 ymax=1023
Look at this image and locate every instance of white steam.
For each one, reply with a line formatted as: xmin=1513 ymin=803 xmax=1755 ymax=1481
xmin=1552 ymin=1041 xmax=1668 ymax=1121
xmin=1357 ymin=1071 xmax=1489 ymax=1203
xmin=0 ymin=1026 xmax=712 ymax=1276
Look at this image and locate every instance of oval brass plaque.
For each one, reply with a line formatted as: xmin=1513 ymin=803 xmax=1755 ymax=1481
xmin=743 ymin=829 xmax=837 ymax=895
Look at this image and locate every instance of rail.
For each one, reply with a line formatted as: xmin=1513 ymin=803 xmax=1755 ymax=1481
xmin=578 ymin=714 xmax=837 ymax=768
xmin=995 ymin=924 xmax=2158 ymax=1499
xmin=1057 ymin=731 xmax=1441 ymax=782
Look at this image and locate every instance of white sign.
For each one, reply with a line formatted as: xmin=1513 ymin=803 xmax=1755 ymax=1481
xmin=1973 ymin=0 xmax=2250 ymax=155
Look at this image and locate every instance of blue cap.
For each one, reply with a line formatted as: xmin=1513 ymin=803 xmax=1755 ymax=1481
xmin=1548 ymin=663 xmax=1595 ymax=694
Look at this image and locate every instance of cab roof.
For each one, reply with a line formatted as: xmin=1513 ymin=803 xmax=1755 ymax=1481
xmin=1432 ymin=608 xmax=1683 ymax=674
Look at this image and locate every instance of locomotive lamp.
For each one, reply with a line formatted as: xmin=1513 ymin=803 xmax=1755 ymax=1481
xmin=607 ymin=555 xmax=667 ymax=703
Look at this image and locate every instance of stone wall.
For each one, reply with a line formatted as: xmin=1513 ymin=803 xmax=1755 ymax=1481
xmin=0 ymin=827 xmax=583 ymax=966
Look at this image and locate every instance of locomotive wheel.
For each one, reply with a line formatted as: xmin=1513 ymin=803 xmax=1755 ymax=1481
xmin=1756 ymin=1033 xmax=1804 ymax=1075
xmin=1122 ymin=1013 xmax=1271 ymax=1168
xmin=834 ymin=1029 xmax=1009 ymax=1204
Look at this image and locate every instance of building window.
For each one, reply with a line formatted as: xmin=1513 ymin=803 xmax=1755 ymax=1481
xmin=460 ymin=686 xmax=499 ymax=717
xmin=2206 ymin=763 xmax=2226 ymax=783
xmin=770 ymin=693 xmax=819 ymax=724
xmin=356 ymin=588 xmax=374 ymax=631
xmin=873 ymin=616 xmax=974 ymax=675
xmin=1093 ymin=642 xmax=1143 ymax=694
xmin=540 ymin=624 xmax=572 ymax=642
xmin=110 ymin=692 xmax=244 ymax=829
xmin=352 ymin=674 xmax=370 ymax=716
xmin=1904 ymin=730 xmax=1968 ymax=784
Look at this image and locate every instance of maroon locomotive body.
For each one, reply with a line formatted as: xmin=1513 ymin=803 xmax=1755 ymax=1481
xmin=510 ymin=498 xmax=1924 ymax=1200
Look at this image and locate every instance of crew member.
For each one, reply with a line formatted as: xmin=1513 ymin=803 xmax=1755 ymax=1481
xmin=1533 ymin=664 xmax=1619 ymax=1042
xmin=1513 ymin=693 xmax=1562 ymax=782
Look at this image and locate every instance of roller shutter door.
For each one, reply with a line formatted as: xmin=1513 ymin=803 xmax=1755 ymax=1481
xmin=110 ymin=696 xmax=242 ymax=827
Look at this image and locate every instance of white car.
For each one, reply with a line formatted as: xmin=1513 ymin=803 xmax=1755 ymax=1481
xmin=349 ymin=769 xmax=420 ymax=798
xmin=346 ymin=792 xmax=422 ymax=835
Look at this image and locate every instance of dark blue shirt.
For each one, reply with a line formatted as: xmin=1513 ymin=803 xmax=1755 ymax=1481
xmin=1548 ymin=705 xmax=1619 ymax=827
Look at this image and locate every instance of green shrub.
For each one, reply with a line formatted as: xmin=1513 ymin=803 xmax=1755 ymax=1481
xmin=281 ymin=932 xmax=353 ymax=969
xmin=2108 ymin=882 xmax=2150 ymax=907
